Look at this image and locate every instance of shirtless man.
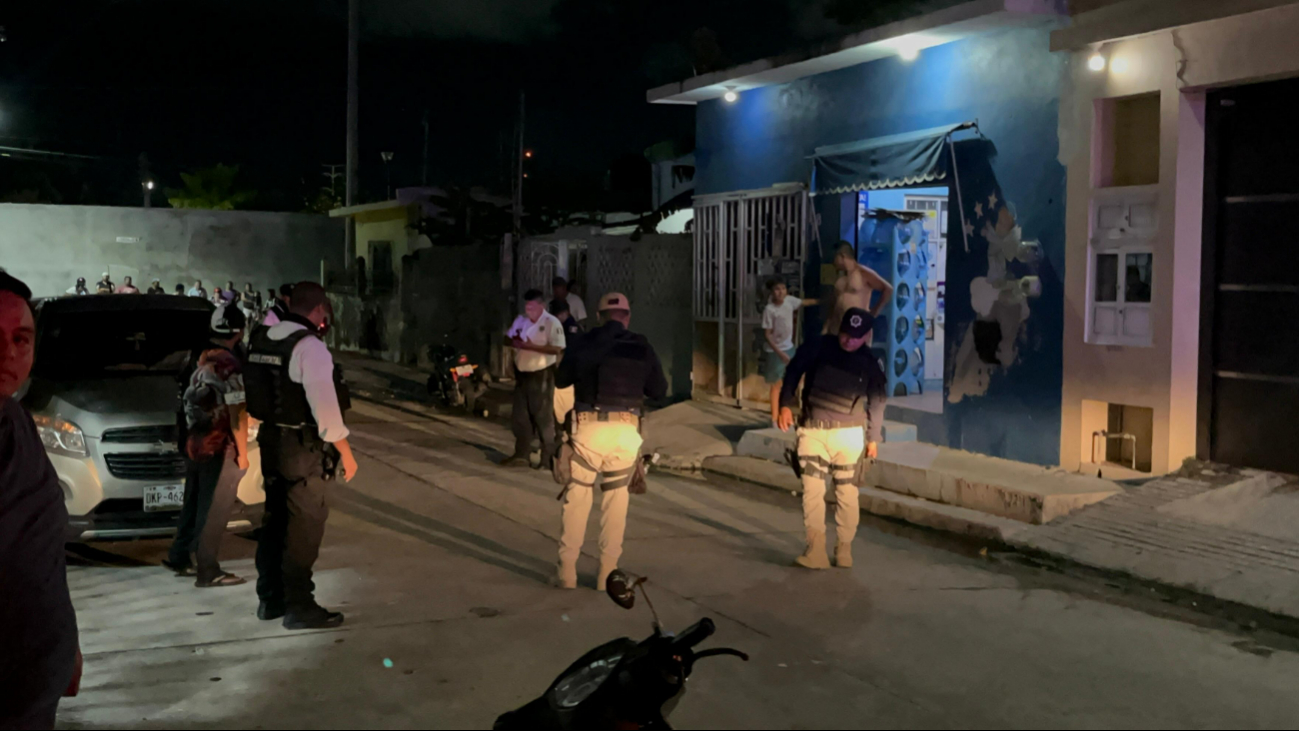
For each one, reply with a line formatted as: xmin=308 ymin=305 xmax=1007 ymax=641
xmin=824 ymin=242 xmax=894 ymax=335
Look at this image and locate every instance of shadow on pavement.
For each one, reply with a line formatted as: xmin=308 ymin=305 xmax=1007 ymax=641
xmin=331 ymin=484 xmax=554 ymax=585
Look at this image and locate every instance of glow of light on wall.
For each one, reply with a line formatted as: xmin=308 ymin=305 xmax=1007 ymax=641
xmin=897 ymin=36 xmax=924 ymax=61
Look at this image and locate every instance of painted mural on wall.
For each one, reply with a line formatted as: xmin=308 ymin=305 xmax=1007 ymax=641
xmin=947 ymin=169 xmax=1045 ymax=403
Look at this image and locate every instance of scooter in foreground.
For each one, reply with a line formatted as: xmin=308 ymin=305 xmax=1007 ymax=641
xmin=494 ymin=570 xmax=748 ymax=730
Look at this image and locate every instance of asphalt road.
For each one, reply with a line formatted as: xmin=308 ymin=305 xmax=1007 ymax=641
xmin=57 ymin=395 xmax=1299 ymax=729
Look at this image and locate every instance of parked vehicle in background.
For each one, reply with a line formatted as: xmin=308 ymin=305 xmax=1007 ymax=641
xmin=20 ymin=295 xmax=264 ymax=542
xmin=427 ymin=341 xmax=490 ymax=417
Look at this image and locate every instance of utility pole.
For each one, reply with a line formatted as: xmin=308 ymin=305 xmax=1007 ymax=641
xmin=512 ymin=91 xmax=525 ymax=244
xmin=344 ymin=0 xmax=360 ymax=269
xmin=421 ymin=108 xmax=430 ymax=187
xmin=322 ymin=163 xmax=344 ymax=200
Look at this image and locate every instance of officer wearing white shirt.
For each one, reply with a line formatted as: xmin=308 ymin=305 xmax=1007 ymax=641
xmin=502 ymin=288 xmax=566 ymax=468
xmin=244 ymin=282 xmax=357 ymax=630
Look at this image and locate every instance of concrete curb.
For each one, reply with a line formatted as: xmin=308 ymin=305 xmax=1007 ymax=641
xmin=697 ymin=455 xmax=1030 ymax=544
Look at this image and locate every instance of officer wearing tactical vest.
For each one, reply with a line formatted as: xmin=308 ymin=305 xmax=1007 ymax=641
xmin=553 ymin=292 xmax=667 ymax=590
xmin=244 ymin=281 xmax=358 ymax=629
xmin=777 ymin=307 xmax=887 ymax=570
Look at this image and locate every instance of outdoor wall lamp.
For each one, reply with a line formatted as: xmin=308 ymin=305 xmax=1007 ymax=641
xmin=723 ymin=86 xmax=738 ymax=103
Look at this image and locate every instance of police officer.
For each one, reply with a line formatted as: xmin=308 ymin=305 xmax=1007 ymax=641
xmin=553 ymin=292 xmax=667 ymax=590
xmin=776 ymin=307 xmax=887 ymax=570
xmin=244 ymin=281 xmax=358 ymax=629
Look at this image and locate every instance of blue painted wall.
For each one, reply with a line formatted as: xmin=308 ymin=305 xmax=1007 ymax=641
xmin=694 ymin=27 xmax=1067 ymax=466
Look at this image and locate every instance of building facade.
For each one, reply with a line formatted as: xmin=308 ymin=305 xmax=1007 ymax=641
xmin=654 ymin=0 xmax=1299 ymax=476
xmin=653 ymin=0 xmax=1072 ymax=467
xmin=1055 ymin=0 xmax=1299 ymax=475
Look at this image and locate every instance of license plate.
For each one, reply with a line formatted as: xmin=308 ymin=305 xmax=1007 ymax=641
xmin=454 ymin=364 xmax=476 ymax=377
xmin=144 ymin=484 xmax=185 ymax=512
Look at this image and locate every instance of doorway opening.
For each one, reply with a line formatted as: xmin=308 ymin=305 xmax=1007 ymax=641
xmin=855 ymin=185 xmax=949 ymax=414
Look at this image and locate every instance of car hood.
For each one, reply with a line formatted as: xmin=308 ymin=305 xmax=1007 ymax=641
xmin=24 ymin=375 xmax=179 ymax=436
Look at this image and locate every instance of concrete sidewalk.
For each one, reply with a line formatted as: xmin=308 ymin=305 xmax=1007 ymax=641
xmin=645 ymin=401 xmax=1120 ymax=525
xmin=704 ymin=444 xmax=1299 ymax=625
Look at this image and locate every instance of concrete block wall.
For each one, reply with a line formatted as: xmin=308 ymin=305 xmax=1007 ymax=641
xmin=0 ymin=203 xmax=344 ymax=298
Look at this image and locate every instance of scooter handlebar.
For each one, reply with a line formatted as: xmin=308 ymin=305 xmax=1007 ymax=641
xmin=671 ymin=618 xmax=716 ymax=651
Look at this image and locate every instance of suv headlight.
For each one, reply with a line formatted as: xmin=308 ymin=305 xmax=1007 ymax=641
xmin=32 ymin=415 xmax=88 ymax=457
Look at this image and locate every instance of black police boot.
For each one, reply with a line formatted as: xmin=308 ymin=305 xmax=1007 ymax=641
xmin=283 ymin=604 xmax=345 ymax=630
xmin=257 ymin=601 xmax=286 ymax=621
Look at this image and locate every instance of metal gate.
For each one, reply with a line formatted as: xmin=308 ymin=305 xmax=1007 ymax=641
xmin=1202 ymin=81 xmax=1299 ymax=474
xmin=693 ymin=184 xmax=808 ymax=402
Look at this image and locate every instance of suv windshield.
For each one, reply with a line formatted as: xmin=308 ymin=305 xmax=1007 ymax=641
xmin=35 ymin=307 xmax=213 ymax=378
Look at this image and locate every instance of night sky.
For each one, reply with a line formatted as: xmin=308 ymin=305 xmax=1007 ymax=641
xmin=0 ymin=0 xmax=897 ymax=211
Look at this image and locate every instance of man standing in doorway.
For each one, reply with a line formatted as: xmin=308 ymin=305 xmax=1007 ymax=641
xmin=762 ymin=279 xmax=811 ymax=426
xmin=501 ymin=289 xmax=565 ymax=469
xmin=552 ymin=276 xmax=587 ymax=327
xmin=824 ymin=242 xmax=893 ymax=335
xmin=778 ymin=308 xmax=887 ymax=571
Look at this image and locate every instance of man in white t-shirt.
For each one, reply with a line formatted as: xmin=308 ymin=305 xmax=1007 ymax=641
xmin=552 ymin=276 xmax=587 ymax=326
xmin=762 ymin=279 xmax=814 ymax=425
xmin=502 ymin=288 xmax=566 ymax=468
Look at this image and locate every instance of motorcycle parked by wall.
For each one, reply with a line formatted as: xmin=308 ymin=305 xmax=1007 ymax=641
xmin=494 ymin=570 xmax=748 ymax=730
xmin=426 ymin=343 xmax=489 ymax=416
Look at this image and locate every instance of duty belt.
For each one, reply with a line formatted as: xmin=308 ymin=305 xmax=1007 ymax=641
xmin=800 ymin=417 xmax=865 ymax=430
xmin=575 ymin=410 xmax=640 ymax=427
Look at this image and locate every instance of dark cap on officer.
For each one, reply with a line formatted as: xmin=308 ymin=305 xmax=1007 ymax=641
xmin=840 ymin=308 xmax=872 ymax=339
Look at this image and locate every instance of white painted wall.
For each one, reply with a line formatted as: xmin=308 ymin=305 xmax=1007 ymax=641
xmin=1057 ymin=1 xmax=1299 ymax=474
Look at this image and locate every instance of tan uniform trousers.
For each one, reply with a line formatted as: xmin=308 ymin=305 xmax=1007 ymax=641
xmin=557 ymin=419 xmax=642 ymax=584
xmin=554 ymin=385 xmax=575 ymax=425
xmin=796 ymin=426 xmax=864 ymax=546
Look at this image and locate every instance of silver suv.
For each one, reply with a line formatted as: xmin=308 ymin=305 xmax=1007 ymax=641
xmin=22 ymin=295 xmax=264 ymax=542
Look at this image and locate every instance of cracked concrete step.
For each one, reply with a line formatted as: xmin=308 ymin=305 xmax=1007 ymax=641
xmin=724 ymin=436 xmax=1121 ymax=525
xmin=863 ymin=442 xmax=1121 ymax=524
xmin=736 ymin=423 xmax=916 ymax=463
xmin=700 ymin=455 xmax=1028 ymax=544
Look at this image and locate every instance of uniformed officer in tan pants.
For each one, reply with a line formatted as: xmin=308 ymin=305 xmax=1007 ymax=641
xmin=553 ymin=293 xmax=668 ymax=590
xmin=777 ymin=307 xmax=887 ymax=569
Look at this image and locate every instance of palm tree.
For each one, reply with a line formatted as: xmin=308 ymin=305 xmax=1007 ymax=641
xmin=166 ymin=164 xmax=257 ymax=210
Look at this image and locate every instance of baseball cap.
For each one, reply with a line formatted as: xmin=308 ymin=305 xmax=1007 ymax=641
xmin=598 ymin=292 xmax=630 ymax=313
xmin=840 ymin=307 xmax=873 ymax=339
xmin=210 ymin=302 xmax=247 ymax=335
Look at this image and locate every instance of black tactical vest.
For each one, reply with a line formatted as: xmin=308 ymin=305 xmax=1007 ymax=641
xmin=804 ymin=360 xmax=869 ymax=425
xmin=245 ymin=328 xmax=318 ymax=426
xmin=592 ymin=335 xmax=655 ymax=412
